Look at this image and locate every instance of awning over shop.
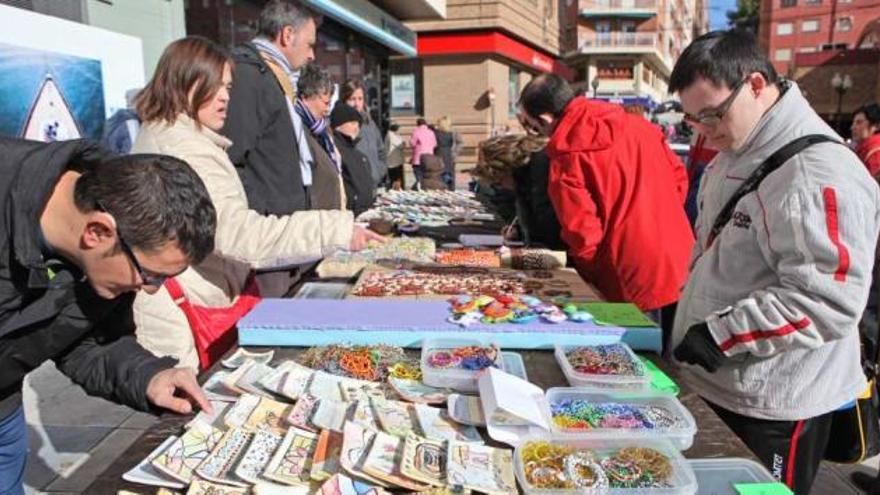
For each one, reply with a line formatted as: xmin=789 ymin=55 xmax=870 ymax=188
xmin=303 ymin=0 xmax=417 ymax=56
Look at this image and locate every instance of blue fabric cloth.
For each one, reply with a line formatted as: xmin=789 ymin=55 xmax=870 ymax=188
xmin=0 ymin=407 xmax=26 ymax=495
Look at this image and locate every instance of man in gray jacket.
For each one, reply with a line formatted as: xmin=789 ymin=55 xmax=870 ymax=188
xmin=670 ymin=30 xmax=880 ymax=493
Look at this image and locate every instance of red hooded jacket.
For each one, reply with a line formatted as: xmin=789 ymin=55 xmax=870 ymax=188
xmin=857 ymin=133 xmax=880 ymax=179
xmin=546 ymin=97 xmax=694 ymax=310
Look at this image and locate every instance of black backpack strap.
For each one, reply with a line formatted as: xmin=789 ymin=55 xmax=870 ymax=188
xmin=706 ymin=134 xmax=841 ymax=247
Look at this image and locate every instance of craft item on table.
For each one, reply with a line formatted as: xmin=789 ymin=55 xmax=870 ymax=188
xmin=361 ymin=430 xmax=430 ymax=490
xmin=286 ymin=394 xmax=320 ymax=432
xmin=371 ymin=398 xmax=419 ymax=438
xmin=447 ymin=394 xmax=486 ymax=427
xmin=386 ymin=362 xmax=422 ymax=382
xmin=435 ymin=249 xmax=501 ymax=268
xmin=228 ymin=396 xmax=289 ymax=433
xmin=446 ymin=442 xmax=517 ymax=495
xmin=251 ymin=481 xmax=313 ymax=495
xmin=223 ymin=348 xmax=275 ymax=369
xmin=259 ymin=361 xmax=310 ymax=396
xmin=313 ymin=400 xmax=354 ymax=433
xmin=348 ymin=400 xmax=380 ymax=430
xmin=262 ymin=427 xmax=320 ymax=486
xmin=400 ymin=432 xmax=447 ymax=487
xmin=223 ymin=394 xmax=261 ymax=430
xmin=308 ymin=371 xmax=346 ymax=402
xmin=415 ymin=404 xmax=483 ymax=444
xmin=368 ymin=218 xmax=395 ymax=235
xmin=300 ymin=345 xmax=411 ymax=382
xmin=564 ymin=344 xmax=646 ymax=377
xmin=186 ymin=477 xmax=250 ymax=495
xmin=351 ymin=268 xmax=527 ymax=298
xmin=425 ymin=343 xmax=501 ymax=371
xmin=550 ymin=401 xmax=685 ymax=430
xmin=279 ymin=365 xmax=315 ymax=401
xmin=235 ymin=429 xmax=284 ymax=484
xmin=311 ymin=430 xmax=345 ymax=481
xmin=340 ymin=421 xmax=391 ymax=487
xmin=518 ymin=442 xmax=674 ymax=489
xmin=318 ymin=473 xmax=388 ymax=495
xmin=341 ymin=382 xmax=387 ymax=403
xmin=151 ymin=422 xmax=224 ymax=483
xmin=122 ymin=436 xmax=188 ymax=489
xmin=196 ymin=427 xmax=253 ymax=487
xmin=235 ymin=361 xmax=277 ymax=398
xmin=204 ymin=371 xmax=239 ymax=402
xmin=223 ymin=361 xmax=256 ymax=396
xmin=478 ymin=368 xmax=549 ymax=447
xmin=387 ymin=378 xmax=451 ymax=405
xmin=317 ymin=238 xmax=436 ymax=278
xmin=356 ymin=190 xmax=491 ymax=227
xmin=446 ymin=295 xmax=579 ymax=327
xmin=186 ymin=401 xmax=232 ymax=432
xmin=498 ymin=247 xmax=566 ymax=270
xmin=458 ymin=234 xmax=507 ymax=248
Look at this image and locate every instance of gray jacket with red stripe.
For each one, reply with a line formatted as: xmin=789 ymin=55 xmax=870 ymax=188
xmin=672 ymin=82 xmax=880 ymax=420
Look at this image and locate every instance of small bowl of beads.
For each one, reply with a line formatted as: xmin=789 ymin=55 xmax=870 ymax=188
xmin=514 ymin=437 xmax=697 ymax=495
xmin=421 ymin=338 xmax=504 ymax=393
xmin=555 ymin=343 xmax=650 ymax=390
xmin=545 ymin=388 xmax=697 ymax=450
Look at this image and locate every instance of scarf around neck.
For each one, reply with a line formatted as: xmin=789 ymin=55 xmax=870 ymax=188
xmin=294 ymin=98 xmax=338 ymax=170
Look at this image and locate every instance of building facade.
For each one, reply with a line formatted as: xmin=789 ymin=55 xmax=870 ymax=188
xmin=561 ymin=0 xmax=704 ymax=110
xmin=758 ymin=0 xmax=880 ymax=75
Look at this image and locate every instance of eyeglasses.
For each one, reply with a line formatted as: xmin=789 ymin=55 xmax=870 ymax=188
xmin=95 ymin=201 xmax=169 ymax=287
xmin=683 ymin=77 xmax=749 ymax=127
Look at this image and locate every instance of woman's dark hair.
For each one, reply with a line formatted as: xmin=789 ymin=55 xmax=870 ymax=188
xmin=389 ymin=122 xmax=400 ymax=132
xmin=669 ymin=29 xmax=778 ymax=93
xmin=856 ymin=103 xmax=880 ymax=129
xmin=73 ymin=154 xmax=217 ymax=264
xmin=417 ymin=118 xmax=427 ymax=126
xmin=135 ymin=36 xmax=232 ymax=126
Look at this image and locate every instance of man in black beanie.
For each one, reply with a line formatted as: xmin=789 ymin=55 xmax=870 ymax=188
xmin=331 ymin=103 xmax=375 ymax=216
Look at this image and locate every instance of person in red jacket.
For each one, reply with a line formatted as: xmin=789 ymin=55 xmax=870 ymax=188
xmin=517 ymin=74 xmax=695 ymax=350
xmin=852 ymin=103 xmax=880 ymax=179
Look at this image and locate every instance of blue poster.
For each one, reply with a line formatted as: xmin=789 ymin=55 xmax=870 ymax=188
xmin=0 ymin=42 xmax=104 ymax=141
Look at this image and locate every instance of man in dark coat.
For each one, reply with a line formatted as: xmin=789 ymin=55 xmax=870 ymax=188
xmin=0 ymin=138 xmax=216 ymax=493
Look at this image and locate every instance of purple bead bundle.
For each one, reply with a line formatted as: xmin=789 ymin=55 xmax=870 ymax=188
xmin=550 ymin=400 xmax=683 ymax=430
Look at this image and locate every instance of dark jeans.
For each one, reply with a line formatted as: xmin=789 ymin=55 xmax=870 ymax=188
xmin=0 ymin=407 xmax=26 ymax=495
xmin=412 ymin=165 xmax=424 ymax=190
xmin=388 ymin=166 xmax=404 ymax=189
xmin=708 ymin=401 xmax=833 ymax=495
xmin=442 ymin=171 xmax=455 ymax=191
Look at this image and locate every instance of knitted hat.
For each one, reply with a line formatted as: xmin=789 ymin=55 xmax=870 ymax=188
xmin=330 ymin=102 xmax=362 ymax=128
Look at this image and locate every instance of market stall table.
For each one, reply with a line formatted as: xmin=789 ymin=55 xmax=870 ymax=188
xmin=86 ymin=348 xmax=757 ymax=493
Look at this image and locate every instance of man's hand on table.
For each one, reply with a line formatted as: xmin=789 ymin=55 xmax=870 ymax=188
xmin=350 ymin=225 xmax=388 ymax=251
xmin=146 ymin=367 xmax=213 ymax=415
xmin=673 ymin=322 xmax=728 ymax=373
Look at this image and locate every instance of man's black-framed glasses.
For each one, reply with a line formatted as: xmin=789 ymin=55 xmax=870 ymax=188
xmin=95 ymin=201 xmax=168 ymax=287
xmin=683 ymin=76 xmax=750 ymax=127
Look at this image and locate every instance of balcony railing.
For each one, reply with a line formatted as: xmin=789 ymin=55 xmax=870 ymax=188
xmin=581 ymin=32 xmax=659 ymax=49
xmin=581 ymin=0 xmax=658 ymax=9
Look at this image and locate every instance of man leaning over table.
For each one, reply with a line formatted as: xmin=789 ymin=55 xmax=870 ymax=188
xmin=0 ymin=137 xmax=216 ymax=493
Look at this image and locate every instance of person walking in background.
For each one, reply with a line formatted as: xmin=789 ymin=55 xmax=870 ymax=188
xmin=341 ymin=80 xmax=387 ymax=190
xmin=852 ymin=103 xmax=880 ymax=179
xmin=434 ymin=116 xmax=464 ymax=190
xmin=385 ymin=122 xmax=405 ymax=190
xmin=517 ymin=73 xmax=693 ymax=349
xmin=332 ymin=103 xmax=375 ymax=216
xmin=410 ymin=117 xmax=437 ymax=190
xmin=131 ymin=37 xmax=375 ymax=370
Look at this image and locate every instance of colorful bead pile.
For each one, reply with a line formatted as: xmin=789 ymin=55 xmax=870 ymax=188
xmin=426 ymin=344 xmax=500 ymax=371
xmin=520 ymin=442 xmax=673 ymax=489
xmin=299 ymin=344 xmax=415 ymax=381
xmin=447 ymin=295 xmax=591 ymax=327
xmin=550 ymin=400 xmax=684 ymax=430
xmin=565 ymin=344 xmax=646 ymax=376
xmin=435 ymin=249 xmax=501 ymax=267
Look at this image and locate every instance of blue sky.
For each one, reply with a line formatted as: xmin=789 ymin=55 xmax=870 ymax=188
xmin=709 ymin=0 xmax=737 ymax=30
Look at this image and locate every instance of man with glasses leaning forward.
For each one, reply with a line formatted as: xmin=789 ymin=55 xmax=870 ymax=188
xmin=516 ymin=70 xmax=694 ymax=352
xmin=669 ymin=30 xmax=880 ymax=493
xmin=0 ymin=137 xmax=217 ymax=493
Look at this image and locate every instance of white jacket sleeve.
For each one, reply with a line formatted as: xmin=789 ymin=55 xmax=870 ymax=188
xmin=181 ymin=150 xmax=354 ymax=269
xmin=706 ymin=184 xmax=878 ymax=358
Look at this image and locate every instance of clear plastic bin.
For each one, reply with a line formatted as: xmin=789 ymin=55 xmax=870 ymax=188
xmin=514 ymin=436 xmax=697 ymax=495
xmin=688 ymin=458 xmax=776 ymax=494
xmin=501 ymin=352 xmax=528 ymax=381
xmin=555 ymin=343 xmax=650 ymax=389
xmin=421 ymin=338 xmax=504 ymax=393
xmin=544 ymin=387 xmax=697 ymax=450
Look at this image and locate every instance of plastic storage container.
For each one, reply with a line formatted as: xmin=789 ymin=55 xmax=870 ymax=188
xmin=687 ymin=458 xmax=776 ymax=494
xmin=555 ymin=343 xmax=650 ymax=389
xmin=514 ymin=436 xmax=697 ymax=495
xmin=421 ymin=338 xmax=503 ymax=393
xmin=544 ymin=387 xmax=697 ymax=450
xmin=501 ymin=352 xmax=528 ymax=381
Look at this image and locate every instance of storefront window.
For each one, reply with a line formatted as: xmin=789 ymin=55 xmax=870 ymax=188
xmin=390 ymin=58 xmax=422 ymax=116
